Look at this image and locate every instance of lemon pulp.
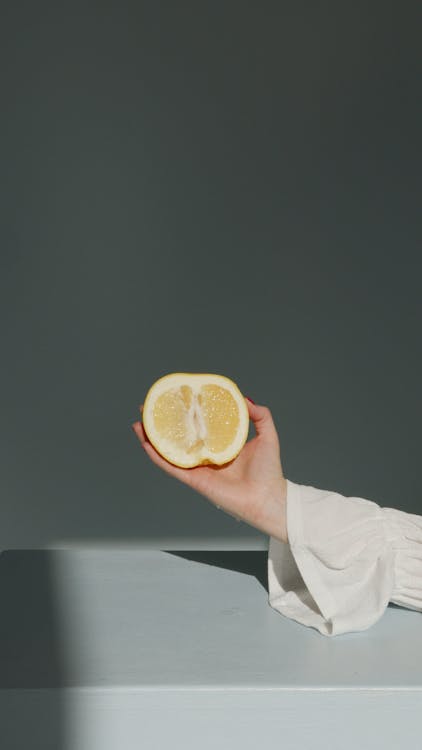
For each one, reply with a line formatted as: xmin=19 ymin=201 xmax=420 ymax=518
xmin=152 ymin=384 xmax=240 ymax=456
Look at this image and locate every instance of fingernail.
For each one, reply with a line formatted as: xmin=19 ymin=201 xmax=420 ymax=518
xmin=246 ymin=396 xmax=256 ymax=404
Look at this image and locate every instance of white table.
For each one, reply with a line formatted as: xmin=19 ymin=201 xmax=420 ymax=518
xmin=1 ymin=549 xmax=421 ymax=749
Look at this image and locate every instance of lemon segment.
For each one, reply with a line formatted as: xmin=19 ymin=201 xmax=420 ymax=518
xmin=142 ymin=373 xmax=249 ymax=468
xmin=201 ymin=385 xmax=240 ymax=454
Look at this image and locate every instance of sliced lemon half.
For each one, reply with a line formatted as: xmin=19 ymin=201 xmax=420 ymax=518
xmin=142 ymin=372 xmax=250 ymax=468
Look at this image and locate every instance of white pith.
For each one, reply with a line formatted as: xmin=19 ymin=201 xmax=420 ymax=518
xmin=188 ymin=391 xmax=207 ymax=444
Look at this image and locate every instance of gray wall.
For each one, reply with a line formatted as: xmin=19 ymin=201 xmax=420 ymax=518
xmin=1 ymin=1 xmax=421 ymax=550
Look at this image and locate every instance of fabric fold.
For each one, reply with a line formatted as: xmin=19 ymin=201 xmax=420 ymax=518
xmin=383 ymin=505 xmax=422 ymax=612
xmin=267 ymin=479 xmax=405 ymax=636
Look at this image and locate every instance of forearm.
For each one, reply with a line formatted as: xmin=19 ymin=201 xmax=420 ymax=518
xmin=249 ymin=477 xmax=288 ymax=544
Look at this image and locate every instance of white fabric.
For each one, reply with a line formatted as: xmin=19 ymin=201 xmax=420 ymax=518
xmin=268 ymin=479 xmax=422 ymax=636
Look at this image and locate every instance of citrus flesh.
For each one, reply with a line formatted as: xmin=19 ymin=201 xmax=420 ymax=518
xmin=142 ymin=373 xmax=250 ymax=468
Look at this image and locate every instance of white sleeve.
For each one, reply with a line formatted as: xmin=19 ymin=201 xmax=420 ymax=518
xmin=267 ymin=479 xmax=422 ymax=636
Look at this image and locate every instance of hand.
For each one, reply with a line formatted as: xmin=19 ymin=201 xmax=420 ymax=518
xmin=132 ymin=397 xmax=288 ymax=543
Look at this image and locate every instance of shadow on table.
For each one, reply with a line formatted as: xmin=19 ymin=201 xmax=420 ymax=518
xmin=0 ymin=550 xmax=67 ymax=749
xmin=164 ymin=550 xmax=269 ymax=593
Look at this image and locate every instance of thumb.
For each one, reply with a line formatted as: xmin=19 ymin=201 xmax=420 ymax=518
xmin=244 ymin=397 xmax=279 ymax=443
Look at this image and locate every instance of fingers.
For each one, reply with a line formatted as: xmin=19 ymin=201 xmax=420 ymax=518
xmin=131 ymin=414 xmax=194 ymax=486
xmin=132 ymin=419 xmax=148 ymax=445
xmin=132 ymin=404 xmax=147 ymax=445
xmin=244 ymin=396 xmax=279 ymax=443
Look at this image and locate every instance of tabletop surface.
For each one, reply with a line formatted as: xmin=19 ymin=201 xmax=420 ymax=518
xmin=1 ymin=548 xmax=421 ymax=689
